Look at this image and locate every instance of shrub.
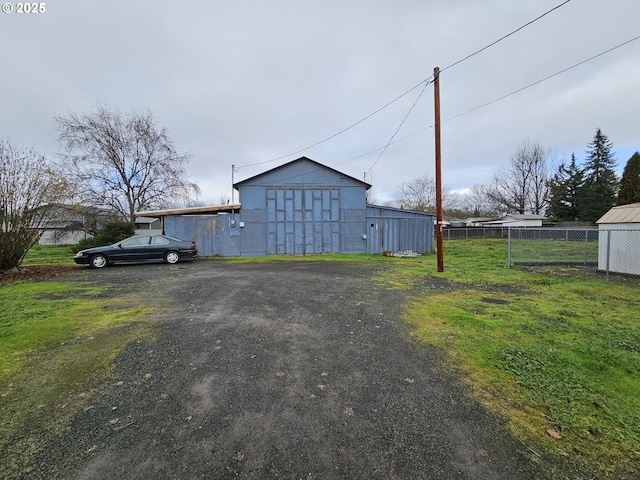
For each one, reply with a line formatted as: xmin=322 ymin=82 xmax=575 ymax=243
xmin=72 ymin=222 xmax=134 ymax=251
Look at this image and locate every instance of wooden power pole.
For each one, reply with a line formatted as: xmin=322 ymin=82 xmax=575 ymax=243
xmin=434 ymin=67 xmax=444 ymax=272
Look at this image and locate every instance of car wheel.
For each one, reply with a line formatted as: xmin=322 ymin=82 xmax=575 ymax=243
xmin=90 ymin=254 xmax=108 ymax=269
xmin=165 ymin=251 xmax=180 ymax=264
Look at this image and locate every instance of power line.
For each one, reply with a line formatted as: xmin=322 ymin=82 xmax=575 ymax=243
xmin=444 ymin=33 xmax=640 ymax=123
xmin=334 ymin=33 xmax=640 ymax=167
xmin=238 ymin=79 xmax=431 ymax=170
xmin=333 ymin=127 xmax=432 ymax=166
xmin=367 ymin=80 xmax=431 ymax=176
xmin=441 ymin=0 xmax=573 ymax=72
xmin=238 ymin=2 xmax=572 ymax=172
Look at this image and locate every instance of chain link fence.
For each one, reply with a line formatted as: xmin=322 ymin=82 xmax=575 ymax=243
xmin=443 ymin=227 xmax=509 ymax=240
xmin=506 ymin=227 xmax=640 ymax=283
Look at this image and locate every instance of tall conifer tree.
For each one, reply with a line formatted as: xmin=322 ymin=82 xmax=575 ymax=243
xmin=617 ymin=152 xmax=640 ymax=205
xmin=547 ymin=153 xmax=583 ymax=221
xmin=576 ymin=129 xmax=618 ymax=222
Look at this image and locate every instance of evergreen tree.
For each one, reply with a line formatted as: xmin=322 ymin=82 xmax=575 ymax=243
xmin=546 ymin=153 xmax=583 ymax=221
xmin=576 ymin=129 xmax=618 ymax=222
xmin=617 ymin=152 xmax=640 ymax=205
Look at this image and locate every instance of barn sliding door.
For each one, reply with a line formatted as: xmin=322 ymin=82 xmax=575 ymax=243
xmin=267 ymin=188 xmax=340 ymax=255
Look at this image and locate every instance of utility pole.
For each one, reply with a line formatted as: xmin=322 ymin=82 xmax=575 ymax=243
xmin=434 ymin=67 xmax=444 ymax=272
xmin=231 ymin=164 xmax=235 ymax=204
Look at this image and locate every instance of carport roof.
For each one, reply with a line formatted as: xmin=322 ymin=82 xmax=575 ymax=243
xmin=135 ymin=204 xmax=241 ymax=217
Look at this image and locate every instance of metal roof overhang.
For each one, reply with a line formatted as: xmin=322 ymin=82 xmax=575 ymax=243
xmin=135 ymin=204 xmax=241 ymax=217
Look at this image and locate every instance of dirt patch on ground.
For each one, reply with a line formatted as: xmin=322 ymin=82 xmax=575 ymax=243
xmin=0 ymin=265 xmax=79 ymax=286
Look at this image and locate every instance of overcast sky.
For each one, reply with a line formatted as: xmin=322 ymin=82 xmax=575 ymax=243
xmin=2 ymin=0 xmax=639 ymax=204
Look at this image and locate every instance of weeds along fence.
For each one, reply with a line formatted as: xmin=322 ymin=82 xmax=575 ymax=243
xmin=505 ymin=227 xmax=640 ymax=283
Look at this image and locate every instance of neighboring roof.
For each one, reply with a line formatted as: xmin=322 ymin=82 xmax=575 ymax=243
xmin=596 ymin=203 xmax=640 ymax=224
xmin=463 ymin=217 xmax=497 ymax=223
xmin=135 ymin=204 xmax=241 ymax=217
xmin=233 ymin=156 xmax=372 ymax=190
xmin=482 ymin=214 xmax=546 ymax=225
xmin=504 ymin=214 xmax=547 ymax=221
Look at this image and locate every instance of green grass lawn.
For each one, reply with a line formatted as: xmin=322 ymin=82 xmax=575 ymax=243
xmin=378 ymin=239 xmax=639 ymax=476
xmin=22 ymin=244 xmax=77 ymax=266
xmin=509 ymin=238 xmax=599 ymax=265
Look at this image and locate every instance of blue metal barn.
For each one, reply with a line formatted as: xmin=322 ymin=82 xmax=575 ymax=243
xmin=137 ymin=157 xmax=434 ymax=257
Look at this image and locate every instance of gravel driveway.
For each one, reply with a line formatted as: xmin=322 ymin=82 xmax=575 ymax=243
xmin=21 ymin=259 xmax=560 ymax=479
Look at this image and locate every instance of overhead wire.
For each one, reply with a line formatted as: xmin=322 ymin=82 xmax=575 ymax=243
xmin=443 ymin=33 xmax=640 ymax=123
xmin=362 ymin=1 xmax=574 ymax=176
xmin=441 ymin=0 xmax=572 ymax=72
xmin=237 ymin=79 xmax=430 ymax=170
xmin=336 ymin=33 xmax=640 ymax=165
xmin=233 ymin=0 xmax=585 ymax=182
xmin=366 ymin=80 xmax=431 ymax=177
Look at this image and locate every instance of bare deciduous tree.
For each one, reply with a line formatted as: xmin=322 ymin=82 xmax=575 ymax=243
xmin=56 ymin=104 xmax=200 ymax=222
xmin=0 ymin=139 xmax=73 ymax=270
xmin=394 ymin=174 xmax=450 ymax=212
xmin=460 ymin=183 xmax=501 ymax=217
xmin=488 ymin=141 xmax=556 ymax=215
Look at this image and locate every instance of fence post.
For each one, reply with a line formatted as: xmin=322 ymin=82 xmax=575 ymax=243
xmin=605 ymin=230 xmax=611 ymax=281
xmin=507 ymin=227 xmax=512 ymax=268
xmin=583 ymin=229 xmax=588 ymax=266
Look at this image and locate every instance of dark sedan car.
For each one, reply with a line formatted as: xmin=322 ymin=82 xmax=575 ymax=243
xmin=74 ymin=234 xmax=198 ymax=268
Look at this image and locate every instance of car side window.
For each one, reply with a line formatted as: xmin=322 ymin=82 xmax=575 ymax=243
xmin=151 ymin=236 xmax=169 ymax=245
xmin=121 ymin=236 xmax=151 ymax=247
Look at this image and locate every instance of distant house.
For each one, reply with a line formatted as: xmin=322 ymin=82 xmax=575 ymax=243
xmin=38 ymin=205 xmax=114 ymax=245
xmin=462 ymin=217 xmax=496 ymax=227
xmin=134 ymin=216 xmax=162 ymax=235
xmin=596 ymin=203 xmax=640 ymax=275
xmin=481 ymin=214 xmax=547 ymax=228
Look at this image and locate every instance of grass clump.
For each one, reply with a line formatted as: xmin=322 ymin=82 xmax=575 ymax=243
xmin=380 ymin=239 xmax=640 ymax=476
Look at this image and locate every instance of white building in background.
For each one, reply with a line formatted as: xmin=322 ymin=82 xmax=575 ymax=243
xmin=480 ymin=214 xmax=547 ymax=228
xmin=596 ymin=203 xmax=640 ymax=276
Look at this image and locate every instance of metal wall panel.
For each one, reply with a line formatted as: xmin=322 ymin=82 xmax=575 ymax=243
xmin=164 ymin=214 xmax=240 ymax=257
xmin=236 ymin=158 xmax=370 ymax=256
xmin=266 ymin=187 xmax=340 ymax=255
xmin=366 ymin=205 xmax=434 ymax=254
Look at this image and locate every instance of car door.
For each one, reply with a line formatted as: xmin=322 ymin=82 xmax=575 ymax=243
xmin=148 ymin=235 xmax=170 ymax=260
xmin=116 ymin=236 xmax=152 ymax=262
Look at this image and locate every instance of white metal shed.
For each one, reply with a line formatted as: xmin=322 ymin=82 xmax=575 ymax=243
xmin=596 ymin=203 xmax=640 ymax=275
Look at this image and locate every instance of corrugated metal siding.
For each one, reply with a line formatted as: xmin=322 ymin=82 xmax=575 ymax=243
xmin=366 ymin=206 xmax=434 ymax=254
xmin=164 ymin=214 xmax=240 ymax=256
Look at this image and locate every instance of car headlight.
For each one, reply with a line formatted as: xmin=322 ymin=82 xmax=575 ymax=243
xmin=76 ymin=252 xmax=84 ymax=257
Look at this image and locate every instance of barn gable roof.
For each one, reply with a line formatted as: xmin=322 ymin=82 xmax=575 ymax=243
xmin=596 ymin=203 xmax=640 ymax=224
xmin=233 ymin=156 xmax=371 ymax=190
